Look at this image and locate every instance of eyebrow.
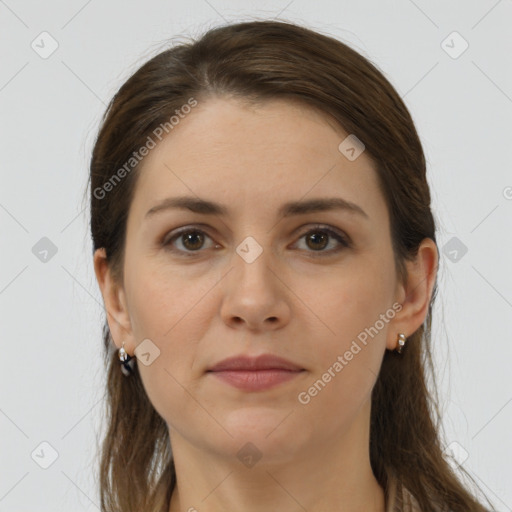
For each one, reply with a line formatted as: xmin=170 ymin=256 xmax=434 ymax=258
xmin=145 ymin=195 xmax=369 ymax=220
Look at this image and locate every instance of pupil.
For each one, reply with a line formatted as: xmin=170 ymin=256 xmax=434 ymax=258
xmin=308 ymin=232 xmax=327 ymax=250
xmin=184 ymin=232 xmax=203 ymax=250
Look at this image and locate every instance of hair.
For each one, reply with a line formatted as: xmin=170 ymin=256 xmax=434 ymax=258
xmin=88 ymin=19 xmax=494 ymax=512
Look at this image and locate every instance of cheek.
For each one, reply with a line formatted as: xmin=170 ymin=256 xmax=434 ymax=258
xmin=322 ymin=255 xmax=395 ymax=341
xmin=304 ymin=254 xmax=395 ymax=399
xmin=126 ymin=257 xmax=215 ymax=340
xmin=294 ymin=285 xmax=392 ymax=438
xmin=124 ymin=261 xmax=215 ymax=409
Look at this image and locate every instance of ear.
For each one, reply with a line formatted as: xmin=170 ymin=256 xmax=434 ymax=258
xmin=386 ymin=238 xmax=439 ymax=351
xmin=93 ymin=248 xmax=135 ymax=356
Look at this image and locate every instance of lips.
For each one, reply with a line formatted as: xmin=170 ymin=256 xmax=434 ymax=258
xmin=207 ymin=354 xmax=305 ymax=391
xmin=207 ymin=354 xmax=304 ymax=372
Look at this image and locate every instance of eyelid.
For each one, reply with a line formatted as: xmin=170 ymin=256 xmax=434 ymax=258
xmin=293 ymin=223 xmax=349 ymax=242
xmin=293 ymin=224 xmax=351 ymax=254
xmin=161 ymin=223 xmax=215 ymax=246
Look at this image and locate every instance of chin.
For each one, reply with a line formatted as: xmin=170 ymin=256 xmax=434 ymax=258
xmin=217 ymin=407 xmax=312 ymax=462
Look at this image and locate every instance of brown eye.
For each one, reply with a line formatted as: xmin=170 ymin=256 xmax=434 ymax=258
xmin=181 ymin=231 xmax=205 ymax=251
xmin=163 ymin=227 xmax=216 ymax=255
xmin=305 ymin=231 xmax=329 ymax=251
xmin=295 ymin=226 xmax=350 ymax=256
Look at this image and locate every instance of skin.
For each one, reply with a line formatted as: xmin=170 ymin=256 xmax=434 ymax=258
xmin=94 ymin=96 xmax=438 ymax=512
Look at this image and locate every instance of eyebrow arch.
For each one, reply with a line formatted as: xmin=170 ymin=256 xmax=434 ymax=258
xmin=145 ymin=195 xmax=369 ymax=220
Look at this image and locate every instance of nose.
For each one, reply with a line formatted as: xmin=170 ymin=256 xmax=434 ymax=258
xmin=219 ymin=245 xmax=291 ymax=332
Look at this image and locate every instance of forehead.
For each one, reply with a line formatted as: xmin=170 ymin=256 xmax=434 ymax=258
xmin=128 ymin=96 xmax=387 ymax=225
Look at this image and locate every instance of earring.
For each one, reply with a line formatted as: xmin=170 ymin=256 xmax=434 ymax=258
xmin=118 ymin=341 xmax=135 ymax=376
xmin=395 ymin=333 xmax=407 ymax=354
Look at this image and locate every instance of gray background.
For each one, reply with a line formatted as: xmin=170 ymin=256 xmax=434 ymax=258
xmin=1 ymin=0 xmax=511 ymax=510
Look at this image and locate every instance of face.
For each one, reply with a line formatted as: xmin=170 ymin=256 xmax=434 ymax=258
xmin=105 ymin=96 xmax=408 ymax=464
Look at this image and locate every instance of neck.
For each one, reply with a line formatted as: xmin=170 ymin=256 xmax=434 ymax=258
xmin=168 ymin=399 xmax=386 ymax=512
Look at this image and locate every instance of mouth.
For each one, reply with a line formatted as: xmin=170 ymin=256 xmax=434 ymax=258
xmin=208 ymin=368 xmax=305 ymax=391
xmin=206 ymin=354 xmax=305 ymax=392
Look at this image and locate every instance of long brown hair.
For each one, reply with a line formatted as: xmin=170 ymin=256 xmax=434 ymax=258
xmin=88 ymin=19 xmax=494 ymax=512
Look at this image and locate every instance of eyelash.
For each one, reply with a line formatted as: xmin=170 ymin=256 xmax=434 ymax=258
xmin=161 ymin=224 xmax=351 ymax=258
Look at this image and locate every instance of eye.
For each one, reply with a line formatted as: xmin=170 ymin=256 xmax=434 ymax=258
xmin=293 ymin=225 xmax=350 ymax=256
xmin=162 ymin=227 xmax=217 ymax=255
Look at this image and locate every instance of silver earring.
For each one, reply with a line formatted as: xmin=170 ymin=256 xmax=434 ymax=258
xmin=396 ymin=333 xmax=407 ymax=354
xmin=118 ymin=341 xmax=135 ymax=376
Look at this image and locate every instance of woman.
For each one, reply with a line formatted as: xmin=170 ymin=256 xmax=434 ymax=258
xmin=89 ymin=19 xmax=493 ymax=512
